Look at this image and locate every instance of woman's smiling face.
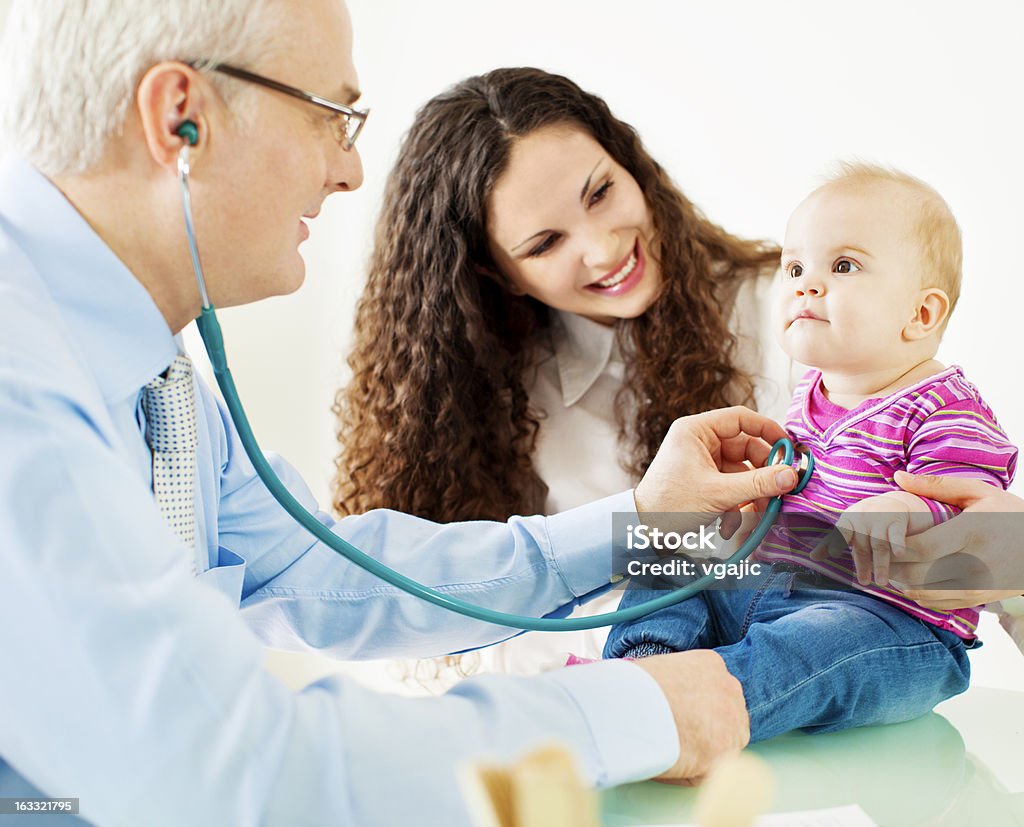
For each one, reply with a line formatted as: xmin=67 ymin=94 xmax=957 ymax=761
xmin=486 ymin=125 xmax=661 ymax=325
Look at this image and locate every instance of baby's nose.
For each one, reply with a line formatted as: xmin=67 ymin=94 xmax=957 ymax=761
xmin=795 ymin=282 xmax=825 ymax=298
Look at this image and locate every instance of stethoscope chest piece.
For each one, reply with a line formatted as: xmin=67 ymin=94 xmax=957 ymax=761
xmin=768 ymin=439 xmax=814 ymax=494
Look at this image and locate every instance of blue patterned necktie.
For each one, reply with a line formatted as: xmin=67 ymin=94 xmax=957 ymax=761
xmin=141 ymin=354 xmax=199 ymax=576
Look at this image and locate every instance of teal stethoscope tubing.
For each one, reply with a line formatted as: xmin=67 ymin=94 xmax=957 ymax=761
xmin=179 ymin=144 xmax=813 ymax=632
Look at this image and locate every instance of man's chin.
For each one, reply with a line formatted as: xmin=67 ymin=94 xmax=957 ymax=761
xmin=213 ymin=263 xmax=307 ymax=308
xmin=259 ymin=255 xmax=308 ymax=300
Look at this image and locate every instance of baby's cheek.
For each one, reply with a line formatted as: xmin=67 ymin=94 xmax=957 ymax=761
xmin=770 ymin=296 xmax=790 ymax=347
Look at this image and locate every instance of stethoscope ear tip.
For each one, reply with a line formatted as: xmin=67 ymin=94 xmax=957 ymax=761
xmin=176 ymin=120 xmax=199 ymax=147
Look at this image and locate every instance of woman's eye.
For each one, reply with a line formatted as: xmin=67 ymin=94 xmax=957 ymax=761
xmin=788 ymin=263 xmax=803 ymax=278
xmin=588 ymin=180 xmax=613 ymax=206
xmin=834 ymin=259 xmax=861 ymax=274
xmin=528 ymin=235 xmax=558 ymax=257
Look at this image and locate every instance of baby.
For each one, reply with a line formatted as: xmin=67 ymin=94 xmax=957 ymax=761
xmin=602 ymin=163 xmax=1018 ymax=743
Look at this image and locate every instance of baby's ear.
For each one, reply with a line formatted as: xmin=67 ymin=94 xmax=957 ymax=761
xmin=904 ymin=287 xmax=950 ymax=340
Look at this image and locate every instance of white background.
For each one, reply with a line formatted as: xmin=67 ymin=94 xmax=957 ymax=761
xmin=2 ymin=1 xmax=1021 ymax=684
xmin=197 ymin=0 xmax=1024 ymax=512
xmin=198 ymin=0 xmax=1024 ymax=686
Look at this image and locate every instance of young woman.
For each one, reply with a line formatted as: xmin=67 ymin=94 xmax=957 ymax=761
xmin=333 ymin=67 xmax=794 ymax=674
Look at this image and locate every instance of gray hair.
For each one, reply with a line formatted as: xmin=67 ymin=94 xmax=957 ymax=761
xmin=0 ymin=0 xmax=285 ymax=176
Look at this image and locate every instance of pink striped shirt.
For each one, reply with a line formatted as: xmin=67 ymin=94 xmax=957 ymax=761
xmin=755 ymin=366 xmax=1018 ymax=639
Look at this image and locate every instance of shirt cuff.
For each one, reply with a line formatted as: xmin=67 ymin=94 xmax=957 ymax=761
xmin=544 ymin=490 xmax=637 ymax=598
xmin=541 ymin=658 xmax=678 ymax=787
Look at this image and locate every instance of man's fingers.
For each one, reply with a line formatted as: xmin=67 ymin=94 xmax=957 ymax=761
xmin=731 ymin=506 xmax=763 ymax=546
xmin=718 ymin=433 xmax=773 ymax=470
xmin=892 ymin=471 xmax=989 ymax=509
xmin=697 ymin=406 xmax=789 ymax=452
xmin=711 ymin=465 xmax=797 ymax=512
xmin=719 ymin=508 xmax=741 ymax=540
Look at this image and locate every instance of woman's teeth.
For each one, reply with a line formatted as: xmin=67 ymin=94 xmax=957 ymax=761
xmin=593 ymin=251 xmax=637 ymax=289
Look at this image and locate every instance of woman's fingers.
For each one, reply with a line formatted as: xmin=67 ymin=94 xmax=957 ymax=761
xmin=892 ymin=472 xmax=990 ymax=509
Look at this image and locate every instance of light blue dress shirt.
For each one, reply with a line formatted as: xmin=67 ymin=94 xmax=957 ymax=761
xmin=0 ymin=157 xmax=677 ymax=826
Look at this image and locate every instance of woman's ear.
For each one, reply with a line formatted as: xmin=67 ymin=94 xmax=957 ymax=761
xmin=904 ymin=287 xmax=950 ymax=340
xmin=473 ymin=263 xmax=525 ymax=296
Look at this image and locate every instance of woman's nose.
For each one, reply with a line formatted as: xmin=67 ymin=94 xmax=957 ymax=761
xmin=580 ymin=227 xmax=621 ymax=274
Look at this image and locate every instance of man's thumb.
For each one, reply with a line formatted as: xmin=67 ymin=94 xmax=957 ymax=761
xmin=722 ymin=465 xmax=797 ymax=504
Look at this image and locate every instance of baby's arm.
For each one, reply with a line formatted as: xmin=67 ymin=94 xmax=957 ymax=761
xmin=840 ymin=394 xmax=1018 ymax=588
xmin=833 ymin=490 xmax=936 ymax=586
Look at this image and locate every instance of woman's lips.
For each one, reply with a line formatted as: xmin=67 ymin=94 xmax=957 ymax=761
xmin=585 ymin=240 xmax=645 ymax=296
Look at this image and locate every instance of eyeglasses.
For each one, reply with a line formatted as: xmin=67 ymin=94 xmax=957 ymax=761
xmin=195 ymin=62 xmax=369 ymax=150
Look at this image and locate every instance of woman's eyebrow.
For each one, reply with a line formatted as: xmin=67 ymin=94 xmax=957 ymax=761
xmin=511 ymin=231 xmax=548 ymax=253
xmin=579 ymin=159 xmax=603 ymax=203
xmin=509 ymin=159 xmax=606 ymax=252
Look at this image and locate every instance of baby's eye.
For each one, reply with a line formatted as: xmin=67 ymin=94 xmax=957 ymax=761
xmin=787 ymin=263 xmax=803 ymax=279
xmin=834 ymin=259 xmax=861 ymax=274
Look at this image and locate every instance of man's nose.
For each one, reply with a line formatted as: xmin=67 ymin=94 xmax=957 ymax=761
xmin=330 ymin=144 xmax=364 ymax=193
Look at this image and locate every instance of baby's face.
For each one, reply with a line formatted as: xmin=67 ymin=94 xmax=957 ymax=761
xmin=776 ymin=182 xmax=925 ymax=374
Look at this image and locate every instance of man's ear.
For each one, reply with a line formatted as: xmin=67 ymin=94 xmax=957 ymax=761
xmin=135 ymin=62 xmax=209 ymax=170
xmin=903 ymin=287 xmax=950 ymax=340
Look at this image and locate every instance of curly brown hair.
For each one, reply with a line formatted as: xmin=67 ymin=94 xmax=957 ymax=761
xmin=333 ymin=67 xmax=780 ymax=524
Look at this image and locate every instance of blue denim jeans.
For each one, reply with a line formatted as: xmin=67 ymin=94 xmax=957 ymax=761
xmin=603 ymin=563 xmax=972 ymax=743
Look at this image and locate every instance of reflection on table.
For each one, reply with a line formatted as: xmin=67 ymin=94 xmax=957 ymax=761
xmin=601 ymin=688 xmax=1024 ymax=826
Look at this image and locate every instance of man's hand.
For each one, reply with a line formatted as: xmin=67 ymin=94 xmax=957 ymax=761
xmin=633 ymin=650 xmax=750 ymax=784
xmin=886 ymin=472 xmax=1024 ymax=608
xmin=634 ymin=407 xmax=798 ymax=526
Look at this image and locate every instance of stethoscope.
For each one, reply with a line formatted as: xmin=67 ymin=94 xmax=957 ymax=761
xmin=175 ymin=122 xmax=814 ymax=632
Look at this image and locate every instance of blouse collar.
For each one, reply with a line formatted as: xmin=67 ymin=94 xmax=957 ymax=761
xmin=549 ymin=310 xmax=620 ymax=407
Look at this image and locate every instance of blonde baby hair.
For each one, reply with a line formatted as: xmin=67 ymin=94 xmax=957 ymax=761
xmin=827 ymin=160 xmax=963 ymax=321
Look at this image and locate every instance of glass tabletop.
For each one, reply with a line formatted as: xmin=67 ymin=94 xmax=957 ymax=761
xmin=601 ymin=687 xmax=1024 ymax=826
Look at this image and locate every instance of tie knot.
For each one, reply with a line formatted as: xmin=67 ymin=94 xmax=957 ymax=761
xmin=142 ymin=355 xmax=198 ymax=453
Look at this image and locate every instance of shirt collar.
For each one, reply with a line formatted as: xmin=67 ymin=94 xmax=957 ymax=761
xmin=0 ymin=156 xmax=177 ymax=402
xmin=550 ymin=310 xmax=619 ymax=407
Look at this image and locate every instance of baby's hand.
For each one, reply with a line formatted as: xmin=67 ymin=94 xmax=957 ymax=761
xmin=811 ymin=492 xmax=933 ymax=586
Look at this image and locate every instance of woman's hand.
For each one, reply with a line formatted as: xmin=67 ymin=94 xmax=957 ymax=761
xmin=889 ymin=472 xmax=1024 ymax=609
xmin=633 ymin=406 xmax=798 ymax=530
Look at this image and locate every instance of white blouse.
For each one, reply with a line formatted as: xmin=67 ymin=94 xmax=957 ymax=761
xmin=473 ymin=271 xmax=798 ymax=674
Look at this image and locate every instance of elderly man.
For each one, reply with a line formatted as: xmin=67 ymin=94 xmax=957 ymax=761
xmin=0 ymin=2 xmax=804 ymax=824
